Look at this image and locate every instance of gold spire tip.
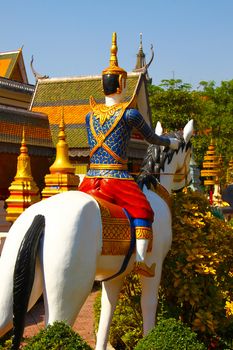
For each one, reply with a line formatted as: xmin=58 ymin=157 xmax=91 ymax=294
xmin=110 ymin=32 xmax=118 ymax=67
xmin=22 ymin=127 xmax=25 ymax=144
xmin=60 ymin=108 xmax=65 ymax=128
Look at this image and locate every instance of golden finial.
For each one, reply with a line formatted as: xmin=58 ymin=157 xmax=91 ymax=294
xmin=58 ymin=108 xmax=65 ymax=141
xmin=22 ymin=126 xmax=25 ymax=141
xmin=42 ymin=109 xmax=80 ymax=198
xmin=49 ymin=110 xmax=75 ymax=174
xmin=6 ymin=127 xmax=40 ymax=222
xmin=20 ymin=127 xmax=27 ymax=154
xmin=15 ymin=127 xmax=32 ymax=178
xmin=109 ymin=32 xmax=118 ymax=67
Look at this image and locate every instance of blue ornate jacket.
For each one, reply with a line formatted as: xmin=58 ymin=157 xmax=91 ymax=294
xmin=86 ymin=103 xmax=170 ymax=179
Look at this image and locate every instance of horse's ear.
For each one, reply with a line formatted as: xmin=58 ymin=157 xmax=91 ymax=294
xmin=183 ymin=119 xmax=194 ymax=143
xmin=155 ymin=121 xmax=163 ymax=136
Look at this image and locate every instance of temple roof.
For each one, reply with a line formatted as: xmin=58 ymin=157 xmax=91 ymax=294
xmin=0 ymin=105 xmax=54 ymax=156
xmin=30 ymin=73 xmax=151 ymax=156
xmin=0 ymin=49 xmax=28 ymax=84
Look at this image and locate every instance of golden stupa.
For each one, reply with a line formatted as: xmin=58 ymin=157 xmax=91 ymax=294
xmin=6 ymin=129 xmax=40 ymax=222
xmin=41 ymin=113 xmax=80 ymax=199
xmin=201 ymin=139 xmax=220 ymax=186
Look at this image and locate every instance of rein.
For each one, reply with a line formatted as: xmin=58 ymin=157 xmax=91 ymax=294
xmin=151 ymin=182 xmax=172 ymax=213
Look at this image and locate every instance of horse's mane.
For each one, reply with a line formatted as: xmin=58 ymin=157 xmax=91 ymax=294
xmin=136 ymin=130 xmax=192 ymax=190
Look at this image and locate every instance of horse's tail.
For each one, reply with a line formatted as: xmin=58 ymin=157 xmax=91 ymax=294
xmin=11 ymin=214 xmax=45 ymax=350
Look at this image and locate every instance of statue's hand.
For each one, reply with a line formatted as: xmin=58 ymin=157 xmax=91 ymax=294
xmin=169 ymin=138 xmax=180 ymax=150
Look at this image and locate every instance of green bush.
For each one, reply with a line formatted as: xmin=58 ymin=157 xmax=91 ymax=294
xmin=23 ymin=321 xmax=92 ymax=349
xmin=161 ymin=191 xmax=233 ymax=343
xmin=0 ymin=339 xmax=12 ymax=350
xmin=0 ymin=330 xmax=12 ymax=349
xmin=93 ymin=191 xmax=233 ymax=349
xmin=134 ymin=318 xmax=206 ymax=350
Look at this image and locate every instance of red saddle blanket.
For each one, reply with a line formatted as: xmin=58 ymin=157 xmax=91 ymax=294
xmin=93 ymin=196 xmax=152 ymax=256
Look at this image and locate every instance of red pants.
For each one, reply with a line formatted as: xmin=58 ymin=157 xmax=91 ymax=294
xmin=79 ymin=177 xmax=154 ymax=222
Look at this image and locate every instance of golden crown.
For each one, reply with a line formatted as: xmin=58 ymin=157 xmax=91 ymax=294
xmin=102 ymin=32 xmax=127 ymax=78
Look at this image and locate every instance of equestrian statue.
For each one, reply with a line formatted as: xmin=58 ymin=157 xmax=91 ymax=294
xmin=0 ymin=32 xmax=194 ymax=350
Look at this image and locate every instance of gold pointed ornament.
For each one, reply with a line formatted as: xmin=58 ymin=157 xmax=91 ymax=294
xmin=6 ymin=129 xmax=40 ymax=222
xmin=42 ymin=112 xmax=80 ymax=199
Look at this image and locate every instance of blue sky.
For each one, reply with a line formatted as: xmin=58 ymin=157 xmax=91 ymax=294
xmin=1 ymin=0 xmax=233 ymax=88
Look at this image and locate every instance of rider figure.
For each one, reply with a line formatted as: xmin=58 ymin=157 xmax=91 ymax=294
xmin=79 ymin=32 xmax=179 ymax=277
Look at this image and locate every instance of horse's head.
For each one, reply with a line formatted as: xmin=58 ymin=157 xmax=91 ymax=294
xmin=169 ymin=119 xmax=193 ymax=191
xmin=137 ymin=120 xmax=194 ymax=193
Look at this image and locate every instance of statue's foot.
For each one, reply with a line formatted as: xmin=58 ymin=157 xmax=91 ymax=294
xmin=133 ymin=261 xmax=156 ymax=277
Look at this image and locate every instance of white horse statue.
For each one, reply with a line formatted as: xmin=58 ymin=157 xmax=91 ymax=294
xmin=0 ymin=120 xmax=193 ymax=350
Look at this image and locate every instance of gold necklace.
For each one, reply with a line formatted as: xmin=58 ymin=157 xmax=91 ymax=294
xmin=90 ymin=96 xmax=128 ymax=125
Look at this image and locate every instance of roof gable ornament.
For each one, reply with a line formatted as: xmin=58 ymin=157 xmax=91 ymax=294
xmin=0 ymin=48 xmax=28 ymax=83
xmin=30 ymin=55 xmax=49 ymax=81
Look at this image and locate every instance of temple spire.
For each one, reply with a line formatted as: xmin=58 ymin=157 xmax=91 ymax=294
xmin=134 ymin=33 xmax=146 ymax=70
xmin=6 ymin=129 xmax=40 ymax=222
xmin=41 ymin=110 xmax=80 ymax=199
xmin=133 ymin=33 xmax=154 ymax=83
xmin=201 ymin=139 xmax=221 ymax=205
xmin=49 ymin=110 xmax=75 ymax=174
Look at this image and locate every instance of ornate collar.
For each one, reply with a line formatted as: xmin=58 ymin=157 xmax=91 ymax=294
xmin=90 ymin=96 xmax=128 ymax=125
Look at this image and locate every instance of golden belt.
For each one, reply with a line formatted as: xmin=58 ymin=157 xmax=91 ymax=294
xmin=90 ymin=163 xmax=128 ymax=170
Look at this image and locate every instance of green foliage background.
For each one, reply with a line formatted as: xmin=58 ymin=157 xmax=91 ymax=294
xmin=148 ymin=79 xmax=233 ymax=175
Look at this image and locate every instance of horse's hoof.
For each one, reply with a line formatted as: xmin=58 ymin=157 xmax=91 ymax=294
xmin=133 ymin=261 xmax=156 ymax=277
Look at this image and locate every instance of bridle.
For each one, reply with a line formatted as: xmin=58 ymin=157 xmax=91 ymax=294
xmin=172 ymin=149 xmax=191 ymax=187
xmin=151 ymin=146 xmax=191 ymax=186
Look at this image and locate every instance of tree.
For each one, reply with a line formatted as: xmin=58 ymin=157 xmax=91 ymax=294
xmin=198 ymin=80 xmax=233 ymax=173
xmin=148 ymin=79 xmax=203 ymax=131
xmin=148 ymin=79 xmax=233 ymax=179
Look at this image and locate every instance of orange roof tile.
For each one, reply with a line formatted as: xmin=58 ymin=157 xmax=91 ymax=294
xmin=0 ymin=106 xmax=53 ymax=152
xmin=32 ymin=105 xmax=91 ymax=125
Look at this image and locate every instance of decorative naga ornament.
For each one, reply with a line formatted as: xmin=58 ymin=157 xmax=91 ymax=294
xmin=41 ymin=113 xmax=79 ymax=199
xmin=201 ymin=139 xmax=220 ymax=204
xmin=5 ymin=129 xmax=40 ymax=222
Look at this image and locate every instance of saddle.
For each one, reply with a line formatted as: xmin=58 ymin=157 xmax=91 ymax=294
xmin=93 ymin=196 xmax=152 ymax=256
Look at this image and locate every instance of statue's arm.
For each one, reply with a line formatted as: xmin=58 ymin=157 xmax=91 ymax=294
xmin=126 ymin=109 xmax=171 ymax=147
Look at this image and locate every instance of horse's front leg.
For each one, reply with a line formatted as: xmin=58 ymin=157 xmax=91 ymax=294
xmin=95 ymin=277 xmax=124 ymax=350
xmin=140 ymin=262 xmax=163 ymax=335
